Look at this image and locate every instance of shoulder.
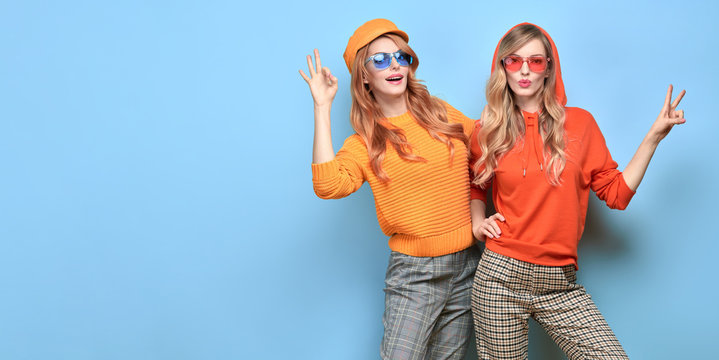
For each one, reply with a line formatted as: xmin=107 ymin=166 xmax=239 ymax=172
xmin=435 ymin=98 xmax=477 ymax=134
xmin=565 ymin=107 xmax=594 ymax=122
xmin=564 ymin=106 xmax=600 ymax=133
xmin=564 ymin=107 xmax=610 ymax=147
xmin=468 ymin=120 xmax=483 ymax=156
xmin=437 ymin=99 xmax=463 ymax=119
xmin=343 ymin=134 xmax=367 ymax=150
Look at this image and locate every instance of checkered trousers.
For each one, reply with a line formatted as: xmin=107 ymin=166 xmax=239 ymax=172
xmin=471 ymin=249 xmax=628 ymax=360
xmin=381 ymin=246 xmax=481 ymax=360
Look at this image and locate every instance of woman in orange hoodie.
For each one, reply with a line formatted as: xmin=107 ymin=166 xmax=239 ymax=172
xmin=300 ymin=19 xmax=479 ymax=359
xmin=469 ymin=23 xmax=685 ymax=359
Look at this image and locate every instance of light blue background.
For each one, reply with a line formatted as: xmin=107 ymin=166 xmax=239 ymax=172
xmin=1 ymin=1 xmax=716 ymax=359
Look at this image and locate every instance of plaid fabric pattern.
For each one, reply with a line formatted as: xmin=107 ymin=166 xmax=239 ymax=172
xmin=381 ymin=246 xmax=480 ymax=360
xmin=471 ymin=249 xmax=628 ymax=360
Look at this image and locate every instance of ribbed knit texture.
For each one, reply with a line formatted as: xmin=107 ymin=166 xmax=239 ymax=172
xmin=312 ymin=103 xmax=476 ymax=257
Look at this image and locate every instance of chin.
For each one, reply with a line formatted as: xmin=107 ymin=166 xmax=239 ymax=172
xmin=378 ymin=87 xmax=407 ymax=98
xmin=512 ymin=87 xmax=541 ymax=98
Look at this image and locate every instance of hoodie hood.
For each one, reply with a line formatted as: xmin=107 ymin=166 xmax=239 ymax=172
xmin=491 ymin=22 xmax=566 ymax=106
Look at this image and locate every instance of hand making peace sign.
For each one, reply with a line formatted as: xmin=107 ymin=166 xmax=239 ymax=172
xmin=650 ymin=85 xmax=686 ymax=143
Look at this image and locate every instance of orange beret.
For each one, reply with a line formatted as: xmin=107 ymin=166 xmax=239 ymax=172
xmin=343 ymin=19 xmax=409 ymax=74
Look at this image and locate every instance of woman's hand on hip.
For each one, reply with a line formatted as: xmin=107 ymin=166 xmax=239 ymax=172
xmin=472 ymin=213 xmax=505 ymax=242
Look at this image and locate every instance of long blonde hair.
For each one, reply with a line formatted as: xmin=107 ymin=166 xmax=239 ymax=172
xmin=473 ymin=24 xmax=566 ymax=187
xmin=350 ymin=34 xmax=467 ymax=182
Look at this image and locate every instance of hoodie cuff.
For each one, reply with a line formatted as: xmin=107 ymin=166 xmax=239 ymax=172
xmin=470 ymin=184 xmax=488 ymax=202
xmin=616 ymin=173 xmax=637 ymax=209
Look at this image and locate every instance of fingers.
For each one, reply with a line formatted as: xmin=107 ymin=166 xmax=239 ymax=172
xmin=674 ymin=109 xmax=686 ymax=124
xmin=321 ymin=66 xmax=332 ymax=81
xmin=492 ymin=213 xmax=506 ymax=222
xmin=298 ymin=69 xmax=310 ymax=83
xmin=481 ymin=213 xmax=506 ymax=239
xmin=663 ymin=84 xmax=673 ymax=110
xmin=319 ymin=67 xmax=338 ymax=87
xmin=314 ymin=49 xmax=322 ymax=75
xmin=485 ymin=220 xmax=501 ymax=238
xmin=306 ymin=54 xmax=315 ymax=76
xmin=671 ymin=89 xmax=686 ymax=109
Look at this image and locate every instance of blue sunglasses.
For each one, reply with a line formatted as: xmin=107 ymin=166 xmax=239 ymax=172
xmin=364 ymin=50 xmax=413 ymax=70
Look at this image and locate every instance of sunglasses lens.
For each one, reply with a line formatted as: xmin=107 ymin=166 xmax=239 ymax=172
xmin=503 ymin=56 xmax=522 ymax=72
xmin=503 ymin=56 xmax=547 ymax=72
xmin=528 ymin=57 xmax=547 ymax=72
xmin=372 ymin=53 xmax=390 ymax=69
xmin=396 ymin=51 xmax=412 ymax=66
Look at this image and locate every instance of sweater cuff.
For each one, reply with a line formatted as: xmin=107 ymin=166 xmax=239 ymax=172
xmin=311 ymin=159 xmax=341 ymax=181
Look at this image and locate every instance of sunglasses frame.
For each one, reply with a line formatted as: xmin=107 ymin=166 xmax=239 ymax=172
xmin=365 ymin=50 xmax=413 ymax=70
xmin=502 ymin=55 xmax=551 ymax=73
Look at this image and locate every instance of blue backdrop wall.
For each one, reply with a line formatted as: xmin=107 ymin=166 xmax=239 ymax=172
xmin=1 ymin=1 xmax=716 ymax=359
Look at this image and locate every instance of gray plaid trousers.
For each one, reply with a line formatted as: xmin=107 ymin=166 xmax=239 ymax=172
xmin=471 ymin=249 xmax=628 ymax=360
xmin=381 ymin=246 xmax=480 ymax=360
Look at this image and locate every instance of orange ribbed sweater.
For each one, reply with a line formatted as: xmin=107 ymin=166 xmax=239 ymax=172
xmin=312 ymin=103 xmax=476 ymax=257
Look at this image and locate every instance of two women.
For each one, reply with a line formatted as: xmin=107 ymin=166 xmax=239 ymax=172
xmin=301 ymin=19 xmax=685 ymax=360
xmin=469 ymin=23 xmax=685 ymax=359
xmin=300 ymin=19 xmax=479 ymax=359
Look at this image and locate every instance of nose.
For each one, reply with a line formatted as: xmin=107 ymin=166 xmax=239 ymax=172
xmin=520 ymin=60 xmax=530 ymax=75
xmin=389 ymin=56 xmax=400 ymax=70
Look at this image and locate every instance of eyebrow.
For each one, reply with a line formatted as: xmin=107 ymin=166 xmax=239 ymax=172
xmin=508 ymin=53 xmax=547 ymax=57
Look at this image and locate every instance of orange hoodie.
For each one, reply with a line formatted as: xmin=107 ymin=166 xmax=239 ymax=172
xmin=470 ymin=23 xmax=635 ymax=268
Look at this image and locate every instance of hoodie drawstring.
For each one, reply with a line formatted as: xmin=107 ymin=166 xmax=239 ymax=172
xmin=521 ymin=112 xmax=544 ymax=177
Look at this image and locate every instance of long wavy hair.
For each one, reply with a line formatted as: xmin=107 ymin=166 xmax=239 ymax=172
xmin=473 ymin=24 xmax=566 ymax=187
xmin=350 ymin=34 xmax=467 ymax=182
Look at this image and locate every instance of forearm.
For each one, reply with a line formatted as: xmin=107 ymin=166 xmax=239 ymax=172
xmin=312 ymin=104 xmax=336 ymax=164
xmin=471 ymin=199 xmax=487 ymax=226
xmin=622 ymin=134 xmax=661 ymax=192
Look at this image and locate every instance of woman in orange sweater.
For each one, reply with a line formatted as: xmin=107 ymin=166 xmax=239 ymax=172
xmin=469 ymin=23 xmax=685 ymax=359
xmin=299 ymin=19 xmax=478 ymax=359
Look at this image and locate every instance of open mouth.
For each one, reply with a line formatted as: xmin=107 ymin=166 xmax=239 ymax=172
xmin=386 ymin=75 xmax=404 ymax=82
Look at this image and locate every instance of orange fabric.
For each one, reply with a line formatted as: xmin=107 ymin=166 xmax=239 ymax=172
xmin=343 ymin=18 xmax=409 ymax=74
xmin=470 ymin=24 xmax=635 ymax=268
xmin=313 ymin=103 xmax=476 ymax=257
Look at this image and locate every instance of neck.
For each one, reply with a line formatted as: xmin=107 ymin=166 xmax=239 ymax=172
xmin=374 ymin=93 xmax=408 ymax=118
xmin=515 ymin=93 xmax=542 ymax=113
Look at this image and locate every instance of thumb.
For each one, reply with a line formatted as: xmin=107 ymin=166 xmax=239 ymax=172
xmin=321 ymin=67 xmax=332 ymax=78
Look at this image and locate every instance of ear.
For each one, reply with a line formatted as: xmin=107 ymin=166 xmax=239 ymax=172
xmin=362 ymin=75 xmax=369 ymax=84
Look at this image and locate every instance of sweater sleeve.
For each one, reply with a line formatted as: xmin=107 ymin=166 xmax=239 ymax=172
xmin=311 ymin=135 xmax=367 ymax=199
xmin=583 ymin=113 xmax=636 ymax=210
xmin=468 ymin=121 xmax=489 ymax=203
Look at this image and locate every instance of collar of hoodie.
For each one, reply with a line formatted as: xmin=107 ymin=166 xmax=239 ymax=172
xmin=520 ymin=110 xmax=545 ymax=177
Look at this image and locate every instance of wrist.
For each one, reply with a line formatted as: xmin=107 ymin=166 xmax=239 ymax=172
xmin=643 ymin=132 xmax=662 ymax=147
xmin=314 ymin=102 xmax=332 ymax=111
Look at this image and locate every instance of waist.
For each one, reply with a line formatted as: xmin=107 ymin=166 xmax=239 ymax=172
xmin=388 ymin=222 xmax=474 ymax=257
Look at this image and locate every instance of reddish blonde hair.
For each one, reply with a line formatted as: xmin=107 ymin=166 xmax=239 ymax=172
xmin=350 ymin=34 xmax=466 ymax=181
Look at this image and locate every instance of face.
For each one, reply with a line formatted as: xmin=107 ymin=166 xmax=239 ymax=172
xmin=503 ymin=38 xmax=549 ymax=109
xmin=363 ymin=36 xmax=410 ymax=101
